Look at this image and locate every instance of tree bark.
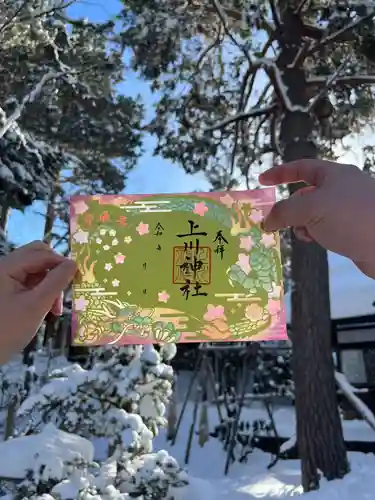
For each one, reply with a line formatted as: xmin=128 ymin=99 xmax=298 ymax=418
xmin=43 ymin=185 xmax=60 ymax=348
xmin=23 ymin=335 xmax=38 ymax=394
xmin=0 ymin=199 xmax=10 ymax=231
xmin=4 ymin=400 xmax=16 ymax=440
xmin=278 ymin=10 xmax=349 ymax=492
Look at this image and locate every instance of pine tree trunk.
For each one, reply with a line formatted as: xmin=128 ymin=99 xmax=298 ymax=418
xmin=23 ymin=335 xmax=38 ymax=395
xmin=43 ymin=312 xmax=58 ymax=348
xmin=58 ymin=314 xmax=70 ymax=356
xmin=278 ymin=10 xmax=348 ymax=492
xmin=4 ymin=400 xmax=16 ymax=440
xmin=0 ymin=199 xmax=10 ymax=231
xmin=42 ymin=185 xmax=59 ymax=348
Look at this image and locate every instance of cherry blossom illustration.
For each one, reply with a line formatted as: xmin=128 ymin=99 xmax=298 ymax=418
xmin=249 ymin=208 xmax=263 ymax=224
xmin=115 ymin=254 xmax=126 ymax=264
xmin=73 ymin=230 xmax=89 ymax=244
xmin=124 ymin=236 xmax=132 ymax=244
xmin=261 ymin=232 xmax=276 ymax=248
xmin=112 ymin=238 xmax=119 ymax=246
xmin=112 ymin=279 xmax=120 ymax=287
xmin=203 ymin=304 xmax=227 ymax=322
xmin=73 ymin=200 xmax=89 ymax=215
xmin=193 ymin=201 xmax=208 ymax=216
xmin=104 ymin=263 xmax=113 ymax=271
xmin=239 ymin=235 xmax=254 ymax=252
xmin=136 ymin=222 xmax=149 ymax=236
xmin=245 ymin=303 xmax=264 ymax=321
xmin=236 ymin=253 xmax=251 ymax=274
xmin=219 ymin=193 xmax=234 ymax=207
xmin=157 ymin=291 xmax=170 ymax=303
xmin=75 ymin=296 xmax=88 ymax=312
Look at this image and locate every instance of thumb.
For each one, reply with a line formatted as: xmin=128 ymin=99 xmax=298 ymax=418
xmin=263 ymin=190 xmax=317 ymax=232
xmin=31 ymin=259 xmax=77 ymax=314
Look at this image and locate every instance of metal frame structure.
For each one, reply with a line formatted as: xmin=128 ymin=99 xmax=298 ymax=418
xmin=170 ymin=342 xmax=281 ymax=474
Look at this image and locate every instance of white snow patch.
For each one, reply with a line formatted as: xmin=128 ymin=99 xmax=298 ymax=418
xmin=172 ymin=476 xmax=215 ymax=500
xmin=0 ymin=424 xmax=93 ymax=479
xmin=285 ymin=251 xmax=375 ymax=322
xmin=335 ymin=371 xmax=375 ymax=431
xmin=279 ymin=433 xmax=297 ymax=454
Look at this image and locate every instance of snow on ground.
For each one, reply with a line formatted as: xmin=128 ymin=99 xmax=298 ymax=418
xmin=0 ymin=396 xmax=374 ymax=498
xmin=131 ymin=403 xmax=375 ymax=500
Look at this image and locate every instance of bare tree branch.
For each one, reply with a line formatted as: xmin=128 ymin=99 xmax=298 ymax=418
xmin=210 ymin=0 xmax=252 ymax=66
xmin=203 ymin=104 xmax=277 ymax=133
xmin=229 ymin=67 xmax=252 ymax=178
xmin=294 ymin=0 xmax=311 ymax=15
xmin=0 ymin=71 xmax=65 ymax=139
xmin=269 ymin=0 xmax=281 ymax=32
xmin=308 ymin=57 xmax=350 ymax=111
xmin=307 ymin=74 xmax=375 ymax=87
xmin=308 ymin=8 xmax=375 ymax=53
xmin=0 ymin=0 xmax=28 ymax=34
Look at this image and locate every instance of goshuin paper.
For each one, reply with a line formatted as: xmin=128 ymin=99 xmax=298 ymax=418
xmin=70 ymin=189 xmax=287 ymax=345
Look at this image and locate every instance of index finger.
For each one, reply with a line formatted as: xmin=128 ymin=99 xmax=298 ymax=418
xmin=259 ymin=159 xmax=333 ymax=187
xmin=2 ymin=248 xmax=66 ymax=282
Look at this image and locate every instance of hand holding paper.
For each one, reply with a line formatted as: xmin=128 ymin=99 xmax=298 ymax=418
xmin=260 ymin=159 xmax=375 ymax=279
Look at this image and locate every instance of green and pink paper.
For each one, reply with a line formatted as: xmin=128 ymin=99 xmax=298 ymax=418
xmin=70 ymin=189 xmax=287 ymax=345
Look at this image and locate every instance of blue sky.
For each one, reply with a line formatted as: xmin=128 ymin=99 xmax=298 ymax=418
xmin=7 ymin=0 xmax=210 ymax=246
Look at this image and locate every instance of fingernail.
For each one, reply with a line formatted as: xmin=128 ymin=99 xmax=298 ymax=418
xmin=56 ymin=293 xmax=64 ymax=316
xmin=294 ymin=227 xmax=313 ymax=243
xmin=259 ymin=174 xmax=271 ymax=185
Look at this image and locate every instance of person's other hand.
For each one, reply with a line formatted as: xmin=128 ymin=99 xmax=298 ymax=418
xmin=259 ymin=159 xmax=375 ymax=279
xmin=0 ymin=241 xmax=77 ymax=364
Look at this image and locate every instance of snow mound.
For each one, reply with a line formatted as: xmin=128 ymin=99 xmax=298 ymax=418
xmin=0 ymin=424 xmax=93 ymax=480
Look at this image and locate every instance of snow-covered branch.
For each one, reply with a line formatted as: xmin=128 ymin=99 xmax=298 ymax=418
xmin=294 ymin=0 xmax=310 ymax=15
xmin=0 ymin=71 xmax=65 ymax=139
xmin=210 ymin=0 xmax=253 ymax=65
xmin=308 ymin=57 xmax=350 ymax=111
xmin=308 ymin=74 xmax=375 ymax=87
xmin=203 ymin=104 xmax=277 ymax=133
xmin=269 ymin=0 xmax=281 ymax=31
xmin=270 ymin=65 xmax=306 ymax=113
xmin=309 ymin=8 xmax=375 ymax=52
xmin=18 ymin=346 xmax=174 ymax=455
xmin=335 ymin=371 xmax=375 ymax=433
xmin=279 ymin=433 xmax=296 ymax=454
xmin=19 ymin=0 xmax=75 ymax=21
